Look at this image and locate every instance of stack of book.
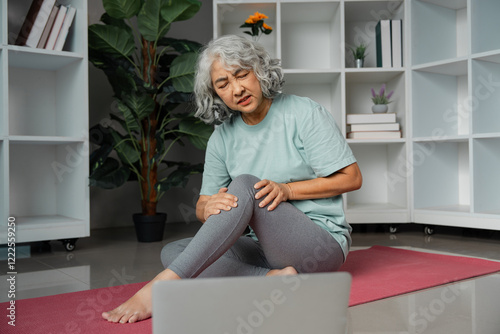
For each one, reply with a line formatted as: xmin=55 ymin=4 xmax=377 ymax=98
xmin=15 ymin=0 xmax=76 ymax=51
xmin=376 ymin=19 xmax=403 ymax=68
xmin=346 ymin=113 xmax=402 ymax=139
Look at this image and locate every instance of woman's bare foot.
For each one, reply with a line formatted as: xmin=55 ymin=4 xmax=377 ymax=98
xmin=266 ymin=266 xmax=298 ymax=276
xmin=102 ymin=269 xmax=181 ymax=324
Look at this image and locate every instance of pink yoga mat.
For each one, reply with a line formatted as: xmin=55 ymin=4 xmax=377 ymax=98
xmin=2 ymin=246 xmax=500 ymax=333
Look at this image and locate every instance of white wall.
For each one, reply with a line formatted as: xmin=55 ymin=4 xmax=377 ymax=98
xmin=88 ymin=0 xmax=214 ymax=228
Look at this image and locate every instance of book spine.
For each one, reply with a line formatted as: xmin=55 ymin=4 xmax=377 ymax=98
xmin=37 ymin=6 xmax=59 ymax=48
xmin=53 ymin=6 xmax=76 ymax=51
xmin=25 ymin=0 xmax=57 ymax=48
xmin=391 ymin=20 xmax=403 ymax=68
xmin=15 ymin=0 xmax=45 ymax=46
xmin=44 ymin=5 xmax=67 ymax=50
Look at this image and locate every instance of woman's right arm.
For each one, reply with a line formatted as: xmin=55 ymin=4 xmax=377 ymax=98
xmin=196 ymin=188 xmax=239 ymax=223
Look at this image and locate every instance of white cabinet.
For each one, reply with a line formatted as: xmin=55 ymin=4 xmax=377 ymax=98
xmin=0 ymin=0 xmax=89 ymax=245
xmin=213 ymin=0 xmax=500 ymax=231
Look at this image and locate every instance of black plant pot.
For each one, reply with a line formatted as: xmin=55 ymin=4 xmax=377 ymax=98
xmin=133 ymin=213 xmax=167 ymax=242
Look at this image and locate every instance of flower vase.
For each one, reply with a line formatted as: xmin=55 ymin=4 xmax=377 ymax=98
xmin=372 ymin=104 xmax=388 ymax=113
xmin=355 ymin=59 xmax=364 ymax=68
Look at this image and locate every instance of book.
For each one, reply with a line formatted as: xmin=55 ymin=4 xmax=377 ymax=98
xmin=350 ymin=122 xmax=400 ymax=132
xmin=53 ymin=6 xmax=76 ymax=51
xmin=37 ymin=5 xmax=59 ymax=48
xmin=391 ymin=19 xmax=403 ymax=68
xmin=347 ymin=131 xmax=402 ymax=139
xmin=15 ymin=0 xmax=57 ymax=47
xmin=347 ymin=113 xmax=397 ymax=124
xmin=44 ymin=5 xmax=67 ymax=50
xmin=375 ymin=20 xmax=392 ymax=68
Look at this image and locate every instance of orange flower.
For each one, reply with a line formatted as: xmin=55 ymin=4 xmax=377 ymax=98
xmin=263 ymin=23 xmax=273 ymax=31
xmin=245 ymin=12 xmax=268 ymax=24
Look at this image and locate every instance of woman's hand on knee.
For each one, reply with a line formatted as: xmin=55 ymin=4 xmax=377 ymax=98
xmin=202 ymin=188 xmax=238 ymax=221
xmin=254 ymin=180 xmax=292 ymax=211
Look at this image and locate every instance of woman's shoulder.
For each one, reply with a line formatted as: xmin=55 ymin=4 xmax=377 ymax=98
xmin=275 ymin=94 xmax=324 ymax=118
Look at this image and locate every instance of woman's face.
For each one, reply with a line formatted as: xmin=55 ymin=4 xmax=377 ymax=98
xmin=211 ymin=60 xmax=268 ymax=117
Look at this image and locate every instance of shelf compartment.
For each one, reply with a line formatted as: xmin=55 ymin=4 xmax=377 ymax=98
xmin=471 ymin=0 xmax=500 ymax=54
xmin=281 ymin=1 xmax=341 ymax=70
xmin=8 ymin=59 xmax=87 ymax=137
xmin=411 ymin=0 xmax=468 ymax=66
xmin=283 ymin=71 xmax=342 ymax=127
xmin=346 ymin=71 xmax=406 ymax=137
xmin=412 ymin=68 xmax=469 ymax=138
xmin=473 ymin=138 xmax=500 ymax=215
xmin=215 ymin=2 xmax=277 ymax=59
xmin=0 ymin=0 xmax=6 ymax=45
xmin=8 ymin=142 xmax=89 ymax=237
xmin=8 ymin=47 xmax=83 ymax=70
xmin=7 ymin=0 xmax=87 ymax=55
xmin=413 ymin=140 xmax=470 ymax=212
xmin=344 ymin=1 xmax=404 ymax=69
xmin=345 ymin=142 xmax=408 ymax=218
xmin=471 ymin=59 xmax=500 ymax=135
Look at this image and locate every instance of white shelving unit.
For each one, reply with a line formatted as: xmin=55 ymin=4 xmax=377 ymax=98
xmin=214 ymin=0 xmax=500 ymax=232
xmin=0 ymin=0 xmax=89 ymax=248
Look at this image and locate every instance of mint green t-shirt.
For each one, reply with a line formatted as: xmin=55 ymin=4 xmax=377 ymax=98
xmin=200 ymin=94 xmax=357 ymax=258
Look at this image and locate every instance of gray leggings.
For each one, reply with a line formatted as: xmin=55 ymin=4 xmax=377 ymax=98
xmin=161 ymin=174 xmax=345 ymax=278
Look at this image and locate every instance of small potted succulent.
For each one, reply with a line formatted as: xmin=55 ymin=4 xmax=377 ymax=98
xmin=350 ymin=43 xmax=367 ymax=68
xmin=371 ymin=84 xmax=394 ymax=113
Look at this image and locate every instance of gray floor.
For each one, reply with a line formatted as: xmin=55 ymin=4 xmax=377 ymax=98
xmin=1 ymin=223 xmax=500 ymax=333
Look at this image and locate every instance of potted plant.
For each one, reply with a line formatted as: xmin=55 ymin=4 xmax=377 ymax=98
xmin=350 ymin=43 xmax=367 ymax=68
xmin=88 ymin=0 xmax=213 ymax=242
xmin=371 ymin=84 xmax=394 ymax=113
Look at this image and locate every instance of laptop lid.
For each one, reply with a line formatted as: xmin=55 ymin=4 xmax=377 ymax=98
xmin=152 ymin=272 xmax=351 ymax=334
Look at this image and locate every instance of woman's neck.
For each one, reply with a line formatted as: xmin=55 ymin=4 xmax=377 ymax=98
xmin=240 ymin=98 xmax=272 ymax=125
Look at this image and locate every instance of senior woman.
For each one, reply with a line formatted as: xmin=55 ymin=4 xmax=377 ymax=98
xmin=102 ymin=35 xmax=362 ymax=324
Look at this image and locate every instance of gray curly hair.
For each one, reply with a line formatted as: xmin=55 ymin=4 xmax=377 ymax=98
xmin=193 ymin=35 xmax=284 ymax=124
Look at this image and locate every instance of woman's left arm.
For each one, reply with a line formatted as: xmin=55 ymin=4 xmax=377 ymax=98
xmin=254 ymin=162 xmax=362 ymax=211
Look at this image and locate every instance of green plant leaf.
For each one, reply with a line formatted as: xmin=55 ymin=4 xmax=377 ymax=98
xmin=100 ymin=13 xmax=133 ymax=34
xmin=89 ymin=157 xmax=131 ymax=189
xmin=88 ymin=24 xmax=135 ymax=57
xmin=157 ymin=37 xmax=202 ymax=53
xmin=137 ymin=0 xmax=170 ymax=42
xmin=123 ymin=93 xmax=156 ymax=121
xmin=156 ymin=162 xmax=203 ymax=193
xmin=169 ymin=52 xmax=198 ymax=92
xmin=178 ymin=117 xmax=213 ymax=150
xmin=160 ymin=0 xmax=201 ymax=23
xmin=103 ymin=0 xmax=142 ymax=19
xmin=116 ymin=100 xmax=141 ymax=133
xmin=111 ymin=130 xmax=141 ymax=165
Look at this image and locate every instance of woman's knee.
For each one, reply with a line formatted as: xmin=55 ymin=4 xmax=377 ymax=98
xmin=160 ymin=237 xmax=192 ymax=268
xmin=230 ymin=174 xmax=260 ymax=188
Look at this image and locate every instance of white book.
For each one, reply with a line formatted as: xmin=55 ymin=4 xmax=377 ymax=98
xmin=44 ymin=5 xmax=67 ymax=50
xmin=25 ymin=0 xmax=57 ymax=48
xmin=376 ymin=20 xmax=392 ymax=68
xmin=347 ymin=131 xmax=402 ymax=139
xmin=391 ymin=19 xmax=403 ymax=68
xmin=347 ymin=113 xmax=397 ymax=125
xmin=53 ymin=6 xmax=76 ymax=51
xmin=37 ymin=5 xmax=59 ymax=48
xmin=350 ymin=122 xmax=400 ymax=132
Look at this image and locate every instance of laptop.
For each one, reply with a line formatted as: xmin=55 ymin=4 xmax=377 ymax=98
xmin=152 ymin=272 xmax=351 ymax=334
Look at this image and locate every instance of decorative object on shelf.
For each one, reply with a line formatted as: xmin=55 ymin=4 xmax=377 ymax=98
xmin=88 ymin=0 xmax=213 ymax=242
xmin=350 ymin=43 xmax=367 ymax=68
xmin=240 ymin=11 xmax=273 ymax=41
xmin=371 ymin=84 xmax=393 ymax=113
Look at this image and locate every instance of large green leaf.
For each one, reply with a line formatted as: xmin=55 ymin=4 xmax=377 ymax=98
xmin=137 ymin=0 xmax=170 ymax=42
xmin=103 ymin=0 xmax=142 ymax=19
xmin=123 ymin=93 xmax=156 ymax=121
xmin=100 ymin=13 xmax=133 ymax=34
xmin=110 ymin=127 xmax=141 ymax=165
xmin=157 ymin=37 xmax=202 ymax=53
xmin=178 ymin=118 xmax=213 ymax=150
xmin=116 ymin=100 xmax=141 ymax=133
xmin=88 ymin=24 xmax=135 ymax=57
xmin=89 ymin=157 xmax=131 ymax=189
xmin=160 ymin=0 xmax=201 ymax=23
xmin=156 ymin=162 xmax=203 ymax=194
xmin=169 ymin=52 xmax=198 ymax=92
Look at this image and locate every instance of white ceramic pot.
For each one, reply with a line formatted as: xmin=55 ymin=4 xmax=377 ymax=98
xmin=372 ymin=104 xmax=388 ymax=113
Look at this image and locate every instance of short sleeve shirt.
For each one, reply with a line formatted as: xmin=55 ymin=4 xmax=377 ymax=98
xmin=200 ymin=94 xmax=357 ymax=257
